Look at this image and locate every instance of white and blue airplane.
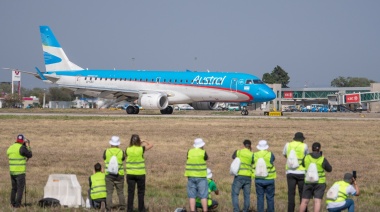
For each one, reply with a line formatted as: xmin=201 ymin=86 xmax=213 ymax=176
xmin=32 ymin=26 xmax=275 ymax=115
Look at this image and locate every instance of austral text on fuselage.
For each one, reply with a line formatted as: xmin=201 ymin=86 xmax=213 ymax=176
xmin=191 ymin=75 xmax=226 ymax=86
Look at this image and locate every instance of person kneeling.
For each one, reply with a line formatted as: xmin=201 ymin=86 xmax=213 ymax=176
xmin=89 ymin=163 xmax=106 ymax=211
xmin=196 ymin=168 xmax=219 ymax=211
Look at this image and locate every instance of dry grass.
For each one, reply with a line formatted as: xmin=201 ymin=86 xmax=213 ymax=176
xmin=0 ymin=112 xmax=380 ymax=211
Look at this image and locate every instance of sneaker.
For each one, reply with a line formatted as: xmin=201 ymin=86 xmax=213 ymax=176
xmin=100 ymin=201 xmax=106 ymax=212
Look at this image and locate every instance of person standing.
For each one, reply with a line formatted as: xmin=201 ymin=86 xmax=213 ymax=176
xmin=126 ymin=134 xmax=153 ymax=212
xmin=184 ymin=138 xmax=208 ymax=212
xmin=299 ymin=142 xmax=332 ymax=212
xmin=89 ymin=163 xmax=106 ymax=211
xmin=253 ymin=140 xmax=276 ymax=212
xmin=103 ymin=136 xmax=126 ymax=210
xmin=326 ymin=173 xmax=360 ymax=212
xmin=283 ymin=132 xmax=309 ymax=212
xmin=7 ymin=134 xmax=33 ymax=208
xmin=195 ymin=168 xmax=219 ymax=211
xmin=231 ymin=140 xmax=254 ymax=212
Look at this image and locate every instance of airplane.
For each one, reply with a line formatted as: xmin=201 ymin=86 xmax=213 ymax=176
xmin=30 ymin=26 xmax=277 ymax=115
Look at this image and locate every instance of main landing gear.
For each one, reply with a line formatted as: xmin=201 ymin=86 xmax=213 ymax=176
xmin=160 ymin=106 xmax=173 ymax=114
xmin=241 ymin=106 xmax=249 ymax=116
xmin=126 ymin=105 xmax=140 ymax=114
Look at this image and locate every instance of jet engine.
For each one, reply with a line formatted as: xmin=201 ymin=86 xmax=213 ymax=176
xmin=138 ymin=93 xmax=169 ymax=110
xmin=191 ymin=102 xmax=219 ymax=110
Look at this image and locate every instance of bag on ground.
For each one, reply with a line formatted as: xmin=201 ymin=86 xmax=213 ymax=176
xmin=286 ymin=149 xmax=299 ymax=169
xmin=305 ymin=163 xmax=319 ymax=182
xmin=255 ymin=158 xmax=268 ymax=177
xmin=326 ymin=183 xmax=340 ymax=200
xmin=108 ymin=155 xmax=119 ymax=175
xmin=38 ymin=198 xmax=61 ymax=208
xmin=230 ymin=157 xmax=241 ymax=176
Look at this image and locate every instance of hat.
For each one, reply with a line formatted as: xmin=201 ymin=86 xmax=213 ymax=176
xmin=193 ymin=138 xmax=205 ymax=148
xmin=257 ymin=140 xmax=269 ymax=150
xmin=16 ymin=134 xmax=24 ymax=143
xmin=207 ymin=168 xmax=213 ymax=179
xmin=109 ymin=136 xmax=120 ymax=146
xmin=293 ymin=132 xmax=305 ymax=141
xmin=344 ymin=173 xmax=353 ymax=183
xmin=243 ymin=140 xmax=251 ymax=147
xmin=312 ymin=142 xmax=321 ymax=151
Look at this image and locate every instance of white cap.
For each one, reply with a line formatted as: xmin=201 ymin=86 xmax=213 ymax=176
xmin=109 ymin=136 xmax=120 ymax=146
xmin=257 ymin=140 xmax=269 ymax=150
xmin=207 ymin=168 xmax=213 ymax=179
xmin=193 ymin=138 xmax=205 ymax=148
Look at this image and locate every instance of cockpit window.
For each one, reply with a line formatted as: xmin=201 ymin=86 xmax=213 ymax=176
xmin=245 ymin=80 xmax=253 ymax=84
xmin=253 ymin=80 xmax=264 ymax=84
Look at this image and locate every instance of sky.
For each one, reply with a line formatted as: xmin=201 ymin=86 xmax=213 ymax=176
xmin=1 ymin=1 xmax=379 ymax=89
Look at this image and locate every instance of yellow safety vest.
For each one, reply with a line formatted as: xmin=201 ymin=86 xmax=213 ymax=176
xmin=237 ymin=148 xmax=253 ymax=177
xmin=326 ymin=181 xmax=351 ymax=204
xmin=90 ymin=172 xmax=107 ymax=200
xmin=184 ymin=148 xmax=207 ymax=177
xmin=126 ymin=146 xmax=146 ymax=175
xmin=286 ymin=141 xmax=306 ymax=171
xmin=7 ymin=143 xmax=27 ymax=175
xmin=253 ymin=150 xmax=277 ymax=180
xmin=304 ymin=154 xmax=326 ymax=183
xmin=104 ymin=148 xmax=124 ymax=176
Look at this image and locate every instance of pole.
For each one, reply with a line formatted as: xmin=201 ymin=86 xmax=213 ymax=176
xmin=43 ymin=92 xmax=46 ymax=108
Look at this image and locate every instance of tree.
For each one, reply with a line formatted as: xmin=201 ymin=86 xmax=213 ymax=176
xmin=331 ymin=76 xmax=375 ymax=87
xmin=262 ymin=65 xmax=290 ymax=88
xmin=4 ymin=93 xmax=22 ymax=108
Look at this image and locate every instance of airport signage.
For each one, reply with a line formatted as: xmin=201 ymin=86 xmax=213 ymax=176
xmin=284 ymin=91 xmax=293 ymax=98
xmin=345 ymin=93 xmax=360 ymax=103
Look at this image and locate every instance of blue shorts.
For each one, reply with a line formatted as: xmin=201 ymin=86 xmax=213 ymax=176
xmin=187 ymin=177 xmax=208 ymax=199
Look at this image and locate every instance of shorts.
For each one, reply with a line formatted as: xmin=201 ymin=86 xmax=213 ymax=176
xmin=187 ymin=177 xmax=208 ymax=199
xmin=302 ymin=183 xmax=326 ymax=199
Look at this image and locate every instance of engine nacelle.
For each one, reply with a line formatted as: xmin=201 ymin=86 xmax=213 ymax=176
xmin=138 ymin=93 xmax=169 ymax=110
xmin=191 ymin=102 xmax=219 ymax=110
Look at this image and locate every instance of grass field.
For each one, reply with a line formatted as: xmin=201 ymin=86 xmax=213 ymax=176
xmin=0 ymin=111 xmax=380 ymax=211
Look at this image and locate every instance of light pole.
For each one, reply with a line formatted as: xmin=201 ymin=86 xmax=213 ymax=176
xmin=43 ymin=89 xmax=46 ymax=108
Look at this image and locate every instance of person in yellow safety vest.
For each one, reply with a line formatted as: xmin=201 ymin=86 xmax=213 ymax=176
xmin=102 ymin=136 xmax=126 ymax=211
xmin=184 ymin=138 xmax=208 ymax=212
xmin=7 ymin=134 xmax=32 ymax=208
xmin=126 ymin=134 xmax=153 ymax=212
xmin=195 ymin=168 xmax=219 ymax=210
xmin=326 ymin=173 xmax=360 ymax=212
xmin=89 ymin=163 xmax=106 ymax=211
xmin=299 ymin=142 xmax=332 ymax=212
xmin=231 ymin=139 xmax=254 ymax=212
xmin=253 ymin=140 xmax=277 ymax=212
xmin=283 ymin=132 xmax=309 ymax=212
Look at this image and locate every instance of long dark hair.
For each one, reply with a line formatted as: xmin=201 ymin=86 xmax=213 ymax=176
xmin=130 ymin=134 xmax=141 ymax=146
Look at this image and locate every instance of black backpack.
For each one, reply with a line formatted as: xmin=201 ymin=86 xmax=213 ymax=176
xmin=38 ymin=198 xmax=61 ymax=208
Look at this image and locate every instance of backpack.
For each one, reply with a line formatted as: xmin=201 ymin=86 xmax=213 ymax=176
xmin=230 ymin=157 xmax=241 ymax=176
xmin=326 ymin=183 xmax=340 ymax=200
xmin=38 ymin=198 xmax=61 ymax=208
xmin=305 ymin=162 xmax=319 ymax=182
xmin=255 ymin=157 xmax=268 ymax=177
xmin=174 ymin=207 xmax=187 ymax=212
xmin=287 ymin=149 xmax=299 ymax=169
xmin=108 ymin=150 xmax=120 ymax=175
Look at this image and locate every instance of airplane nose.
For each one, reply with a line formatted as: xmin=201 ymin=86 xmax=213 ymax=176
xmin=256 ymin=87 xmax=276 ymax=102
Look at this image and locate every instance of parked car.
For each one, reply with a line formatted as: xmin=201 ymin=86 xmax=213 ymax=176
xmin=228 ymin=103 xmax=240 ymax=111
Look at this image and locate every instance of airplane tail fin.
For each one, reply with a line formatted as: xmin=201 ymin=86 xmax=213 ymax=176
xmin=40 ymin=26 xmax=83 ymax=72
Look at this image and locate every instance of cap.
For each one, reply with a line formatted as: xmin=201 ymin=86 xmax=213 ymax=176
xmin=193 ymin=138 xmax=205 ymax=148
xmin=293 ymin=132 xmax=305 ymax=141
xmin=207 ymin=168 xmax=213 ymax=179
xmin=16 ymin=134 xmax=25 ymax=143
xmin=312 ymin=142 xmax=321 ymax=151
xmin=109 ymin=136 xmax=121 ymax=146
xmin=344 ymin=173 xmax=353 ymax=183
xmin=243 ymin=140 xmax=251 ymax=147
xmin=257 ymin=140 xmax=269 ymax=150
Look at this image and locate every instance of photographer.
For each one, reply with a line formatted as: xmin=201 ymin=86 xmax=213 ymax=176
xmin=326 ymin=173 xmax=360 ymax=212
xmin=7 ymin=134 xmax=33 ymax=208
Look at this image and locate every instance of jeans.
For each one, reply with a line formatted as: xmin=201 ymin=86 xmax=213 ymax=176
xmin=10 ymin=174 xmax=25 ymax=207
xmin=105 ymin=174 xmax=125 ymax=210
xmin=328 ymin=199 xmax=355 ymax=212
xmin=127 ymin=174 xmax=146 ymax=212
xmin=255 ymin=179 xmax=275 ymax=212
xmin=231 ymin=175 xmax=252 ymax=212
xmin=287 ymin=173 xmax=305 ymax=212
xmin=187 ymin=177 xmax=208 ymax=199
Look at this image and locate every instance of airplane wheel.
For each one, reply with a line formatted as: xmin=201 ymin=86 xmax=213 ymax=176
xmin=241 ymin=110 xmax=249 ymax=116
xmin=166 ymin=106 xmax=173 ymax=114
xmin=126 ymin=106 xmax=135 ymax=114
xmin=133 ymin=106 xmax=140 ymax=114
xmin=160 ymin=109 xmax=167 ymax=114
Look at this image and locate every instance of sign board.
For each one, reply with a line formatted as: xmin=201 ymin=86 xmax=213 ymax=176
xmin=284 ymin=91 xmax=293 ymax=99
xmin=12 ymin=70 xmax=21 ymax=82
xmin=345 ymin=93 xmax=360 ymax=103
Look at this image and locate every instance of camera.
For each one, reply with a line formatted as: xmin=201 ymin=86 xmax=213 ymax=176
xmin=352 ymin=170 xmax=357 ymax=179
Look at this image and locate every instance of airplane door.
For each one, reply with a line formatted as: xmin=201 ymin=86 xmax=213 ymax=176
xmin=156 ymin=77 xmax=161 ymax=83
xmin=75 ymin=76 xmax=81 ymax=85
xmin=230 ymin=78 xmax=237 ymax=92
